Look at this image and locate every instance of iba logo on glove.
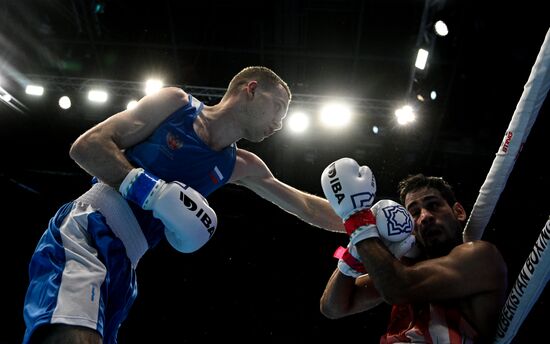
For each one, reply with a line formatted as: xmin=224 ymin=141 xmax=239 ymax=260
xmin=175 ymin=182 xmax=216 ymax=237
xmin=379 ymin=203 xmax=413 ymax=239
xmin=326 ymin=162 xmax=375 ymax=208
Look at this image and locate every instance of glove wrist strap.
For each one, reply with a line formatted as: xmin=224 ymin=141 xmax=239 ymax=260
xmin=344 ymin=208 xmax=376 ymax=236
xmin=334 ymin=245 xmax=367 ymax=277
xmin=119 ymin=168 xmax=163 ymax=209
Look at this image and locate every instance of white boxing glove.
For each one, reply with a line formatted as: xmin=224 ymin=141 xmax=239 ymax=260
xmin=370 ymin=200 xmax=419 ymax=257
xmin=321 ymin=158 xmax=379 ymax=243
xmin=370 ymin=199 xmax=413 ymax=243
xmin=120 ymin=168 xmax=217 ymax=253
xmin=334 ymin=235 xmax=416 ymax=278
xmin=386 ymin=235 xmax=417 ymax=260
xmin=321 ymin=157 xmax=377 ymax=220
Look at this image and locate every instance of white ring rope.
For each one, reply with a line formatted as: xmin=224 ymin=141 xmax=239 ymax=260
xmin=494 ymin=218 xmax=550 ymax=344
xmin=455 ymin=27 xmax=550 ymax=344
xmin=463 ymin=27 xmax=550 ymax=242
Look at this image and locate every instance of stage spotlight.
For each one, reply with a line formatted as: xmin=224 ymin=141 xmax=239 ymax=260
xmin=88 ymin=89 xmax=108 ymax=103
xmin=145 ymin=79 xmax=163 ymax=95
xmin=59 ymin=96 xmax=71 ymax=109
xmin=25 ymin=85 xmax=44 ymax=96
xmin=415 ymin=49 xmax=429 ymax=70
xmin=320 ymin=102 xmax=352 ymax=128
xmin=1 ymin=93 xmax=11 ymax=102
xmin=434 ymin=20 xmax=449 ymax=37
xmin=395 ymin=105 xmax=416 ymax=125
xmin=287 ymin=111 xmax=310 ymax=133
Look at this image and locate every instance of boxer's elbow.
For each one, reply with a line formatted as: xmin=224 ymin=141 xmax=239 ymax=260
xmin=69 ymin=129 xmax=104 ymax=165
xmin=319 ymin=291 xmax=356 ymax=319
xmin=69 ymin=133 xmax=91 ymax=164
xmin=319 ymin=300 xmax=348 ymax=320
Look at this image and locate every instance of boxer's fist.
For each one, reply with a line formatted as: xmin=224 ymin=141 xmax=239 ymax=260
xmin=153 ymin=182 xmax=217 ymax=253
xmin=321 ymin=158 xmax=377 ymax=220
xmin=120 ymin=168 xmax=217 ymax=253
xmin=321 ymin=158 xmax=378 ymax=243
xmin=386 ymin=235 xmax=417 ymax=260
xmin=370 ymin=199 xmax=413 ymax=242
xmin=345 ymin=199 xmax=414 ymax=246
xmin=377 ymin=200 xmax=420 ymax=259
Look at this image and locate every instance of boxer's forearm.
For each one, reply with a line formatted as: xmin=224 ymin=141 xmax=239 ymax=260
xmin=355 ymin=238 xmax=407 ymax=303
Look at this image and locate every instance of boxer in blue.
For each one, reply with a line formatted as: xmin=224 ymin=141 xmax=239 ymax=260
xmin=23 ymin=66 xmax=345 ymax=343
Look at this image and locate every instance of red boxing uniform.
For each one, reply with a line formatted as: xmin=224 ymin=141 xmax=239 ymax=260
xmin=381 ymin=302 xmax=478 ymax=344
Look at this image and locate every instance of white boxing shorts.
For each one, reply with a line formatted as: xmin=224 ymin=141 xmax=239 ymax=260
xmin=23 ymin=183 xmax=148 ymax=344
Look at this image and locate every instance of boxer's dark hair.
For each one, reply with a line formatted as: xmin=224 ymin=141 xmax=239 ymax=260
xmin=398 ymin=174 xmax=457 ymax=206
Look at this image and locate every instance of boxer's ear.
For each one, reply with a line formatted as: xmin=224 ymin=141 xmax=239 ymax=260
xmin=452 ymin=202 xmax=466 ymax=222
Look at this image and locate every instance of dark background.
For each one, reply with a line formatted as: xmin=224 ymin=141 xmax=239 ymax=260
xmin=1 ymin=1 xmax=549 ymax=343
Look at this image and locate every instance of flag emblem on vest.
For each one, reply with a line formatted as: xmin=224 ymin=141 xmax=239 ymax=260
xmin=166 ymin=131 xmax=183 ymax=150
xmin=208 ymin=166 xmax=224 ymax=184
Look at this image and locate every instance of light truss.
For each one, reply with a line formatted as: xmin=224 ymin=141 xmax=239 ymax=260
xmin=23 ymin=74 xmax=399 ymax=116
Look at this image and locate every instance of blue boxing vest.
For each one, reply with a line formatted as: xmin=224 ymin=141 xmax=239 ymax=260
xmin=124 ymin=93 xmax=237 ymax=196
xmin=123 ymin=93 xmax=237 ymax=248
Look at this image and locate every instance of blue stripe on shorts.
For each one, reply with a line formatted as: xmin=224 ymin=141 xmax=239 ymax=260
xmin=23 ymin=201 xmax=138 ymax=344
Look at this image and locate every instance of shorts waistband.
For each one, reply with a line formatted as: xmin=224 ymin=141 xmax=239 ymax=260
xmin=76 ymin=182 xmax=148 ymax=267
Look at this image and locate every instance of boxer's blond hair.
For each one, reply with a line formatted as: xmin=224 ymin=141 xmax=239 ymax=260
xmin=225 ymin=66 xmax=291 ymax=100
